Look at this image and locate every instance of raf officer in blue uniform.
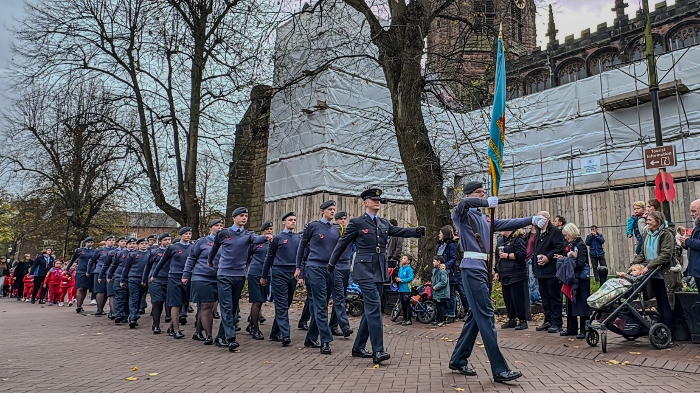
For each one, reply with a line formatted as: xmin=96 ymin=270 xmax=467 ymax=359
xmin=448 ymin=180 xmax=547 ymax=383
xmin=328 ymin=188 xmax=425 ymax=364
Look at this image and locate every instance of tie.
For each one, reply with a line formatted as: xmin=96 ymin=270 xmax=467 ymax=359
xmin=373 ymin=217 xmax=377 ymax=227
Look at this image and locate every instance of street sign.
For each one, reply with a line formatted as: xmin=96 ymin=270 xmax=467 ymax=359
xmin=644 ymin=146 xmax=676 ymax=169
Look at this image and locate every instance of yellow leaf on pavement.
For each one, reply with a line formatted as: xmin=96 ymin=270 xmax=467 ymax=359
xmin=455 ymin=389 xmax=465 ymax=392
xmin=447 ymin=339 xmax=455 ymax=342
xmin=629 ymin=352 xmax=641 ymax=355
xmin=262 ymin=361 xmax=271 ymax=364
xmin=148 ymin=373 xmax=158 ymax=377
xmin=125 ymin=377 xmax=138 ymax=381
xmin=514 ymin=360 xmax=524 ymax=364
xmin=373 ymin=364 xmax=380 ymax=369
xmin=131 ymin=367 xmax=138 ymax=371
xmin=607 ymin=360 xmax=620 ymax=365
xmin=405 ymin=352 xmax=410 ymax=355
xmin=622 ymin=361 xmax=630 ymax=365
xmin=478 ymin=345 xmax=485 ymax=348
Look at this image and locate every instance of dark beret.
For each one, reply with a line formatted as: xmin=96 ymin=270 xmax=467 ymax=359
xmin=232 ymin=207 xmax=248 ymax=217
xmin=136 ymin=238 xmax=147 ymax=244
xmin=360 ymin=188 xmax=383 ymax=201
xmin=208 ymin=218 xmax=223 ymax=228
xmin=126 ymin=237 xmax=137 ymax=244
xmin=117 ymin=236 xmax=126 ymax=242
xmin=158 ymin=233 xmax=171 ymax=241
xmin=281 ymin=212 xmax=295 ymax=221
xmin=334 ymin=211 xmax=347 ymax=220
xmin=147 ymin=234 xmax=157 ymax=240
xmin=178 ymin=226 xmax=192 ymax=235
xmin=462 ymin=181 xmax=483 ymax=195
xmin=260 ymin=221 xmax=273 ymax=232
xmin=84 ymin=237 xmax=95 ymax=243
xmin=104 ymin=235 xmax=115 ymax=241
xmin=320 ymin=200 xmax=336 ymax=210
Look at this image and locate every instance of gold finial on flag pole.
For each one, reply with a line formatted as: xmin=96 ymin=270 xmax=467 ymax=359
xmin=498 ymin=23 xmax=503 ymax=39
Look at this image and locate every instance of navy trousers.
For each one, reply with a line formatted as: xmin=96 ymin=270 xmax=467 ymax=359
xmin=450 ymin=268 xmax=509 ymax=375
xmin=329 ymin=268 xmax=351 ymax=332
xmin=114 ymin=281 xmax=129 ymax=319
xmin=128 ymin=280 xmax=145 ymax=321
xmin=353 ymin=282 xmax=384 ymax=352
xmin=306 ymin=266 xmax=333 ymax=344
xmin=217 ymin=276 xmax=245 ymax=341
xmin=270 ymin=268 xmax=297 ymax=339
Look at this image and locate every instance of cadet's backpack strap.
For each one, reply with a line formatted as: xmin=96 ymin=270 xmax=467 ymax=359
xmin=468 ymin=215 xmax=487 ymax=255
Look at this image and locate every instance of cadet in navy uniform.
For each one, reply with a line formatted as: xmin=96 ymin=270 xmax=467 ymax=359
xmin=142 ymin=233 xmax=172 ymax=333
xmin=151 ymin=227 xmax=193 ymax=339
xmin=448 ymin=181 xmax=546 ymax=383
xmin=147 ymin=234 xmax=157 ymax=250
xmin=246 ymin=221 xmax=273 ymax=340
xmin=106 ymin=238 xmax=137 ymax=323
xmin=261 ymin=212 xmax=301 ymax=346
xmin=184 ymin=219 xmax=224 ymax=345
xmin=121 ymin=238 xmax=152 ymax=328
xmin=65 ymin=237 xmax=96 ymax=313
xmin=329 ymin=211 xmax=354 ymax=336
xmin=297 ymin=201 xmax=353 ymax=355
xmin=101 ymin=236 xmax=126 ymax=319
xmin=329 ymin=188 xmax=425 ymax=364
xmin=86 ymin=235 xmax=116 ymax=316
xmin=208 ymin=207 xmax=271 ymax=351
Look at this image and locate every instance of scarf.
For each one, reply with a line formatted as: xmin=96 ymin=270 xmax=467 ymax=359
xmin=645 ymin=224 xmax=665 ymax=261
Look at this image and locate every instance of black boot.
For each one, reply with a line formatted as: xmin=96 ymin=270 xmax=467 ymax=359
xmin=514 ymin=320 xmax=528 ymax=330
xmin=501 ymin=319 xmax=517 ymax=329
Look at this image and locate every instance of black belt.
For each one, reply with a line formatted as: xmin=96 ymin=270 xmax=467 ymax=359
xmin=357 ymin=247 xmax=385 ymax=254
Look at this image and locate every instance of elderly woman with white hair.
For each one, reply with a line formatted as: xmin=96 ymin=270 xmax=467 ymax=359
xmin=556 ymin=223 xmax=591 ymax=339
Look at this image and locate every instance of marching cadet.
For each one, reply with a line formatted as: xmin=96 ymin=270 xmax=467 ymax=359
xmin=245 ymin=221 xmax=273 ymax=340
xmin=65 ymin=236 xmax=97 ymax=314
xmin=261 ymin=212 xmax=302 ymax=347
xmin=121 ymin=238 xmax=152 ymax=328
xmin=329 ymin=211 xmax=354 ymax=336
xmin=86 ymin=235 xmax=116 ymax=316
xmin=151 ymin=227 xmax=193 ymax=339
xmin=101 ymin=236 xmax=126 ymax=319
xmin=208 ymin=207 xmax=271 ymax=351
xmin=147 ymin=234 xmax=158 ymax=250
xmin=447 ymin=181 xmax=545 ymax=383
xmin=142 ymin=233 xmax=172 ymax=334
xmin=106 ymin=238 xmax=137 ymax=324
xmin=183 ymin=219 xmax=224 ymax=345
xmin=329 ymin=188 xmax=425 ymax=364
xmin=297 ymin=201 xmax=352 ymax=355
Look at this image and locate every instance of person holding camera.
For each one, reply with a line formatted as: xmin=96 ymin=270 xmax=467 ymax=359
xmin=585 ymin=225 xmax=607 ymax=284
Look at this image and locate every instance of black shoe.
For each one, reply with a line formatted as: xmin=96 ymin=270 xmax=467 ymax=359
xmin=114 ymin=317 xmax=123 ymax=324
xmin=179 ymin=316 xmax=187 ymax=325
xmin=139 ymin=308 xmax=146 ymax=314
xmin=192 ymin=333 xmax=206 ymax=341
xmin=215 ymin=337 xmax=228 ymax=347
xmin=493 ymin=370 xmax=523 ymax=383
xmin=281 ymin=336 xmax=291 ymax=346
xmin=560 ymin=330 xmax=576 ymax=336
xmin=31 ymin=300 xmax=35 ymax=304
xmin=251 ymin=330 xmax=264 ymax=340
xmin=269 ymin=335 xmax=281 ymax=342
xmin=259 ymin=315 xmax=266 ymax=324
xmin=129 ymin=320 xmax=137 ymax=329
xmin=76 ymin=307 xmax=83 ymax=313
xmin=331 ymin=328 xmax=344 ymax=336
xmin=213 ymin=311 xmax=220 ymax=319
xmin=153 ymin=325 xmax=161 ymax=334
xmin=165 ymin=316 xmax=171 ymax=323
xmin=576 ymin=333 xmax=586 ymax=339
xmin=449 ymin=363 xmax=477 ymax=376
xmin=343 ymin=328 xmax=354 ymax=338
xmin=298 ymin=324 xmax=308 ymax=331
xmin=204 ymin=336 xmax=214 ymax=345
xmin=535 ymin=322 xmax=551 ymax=331
xmin=194 ymin=320 xmax=198 ymax=329
xmin=38 ymin=300 xmax=45 ymax=304
xmin=235 ymin=325 xmax=241 ymax=332
xmin=372 ymin=351 xmax=390 ymax=364
xmin=95 ymin=311 xmax=105 ymax=316
xmin=107 ymin=312 xmax=114 ymax=319
xmin=167 ymin=327 xmax=174 ymax=336
xmin=351 ymin=348 xmax=373 ymax=358
xmin=501 ymin=319 xmax=517 ymax=329
xmin=548 ymin=326 xmax=563 ymax=333
xmin=320 ymin=343 xmax=331 ymax=355
xmin=245 ymin=324 xmax=252 ymax=334
xmin=228 ymin=340 xmax=240 ymax=352
xmin=174 ymin=331 xmax=185 ymax=339
xmin=515 ymin=320 xmax=529 ymax=330
xmin=304 ymin=339 xmax=321 ymax=348
xmin=188 ymin=305 xmax=194 ymax=313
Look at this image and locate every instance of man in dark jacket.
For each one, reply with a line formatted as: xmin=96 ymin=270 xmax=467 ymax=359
xmin=585 ymin=225 xmax=606 ymax=283
xmin=12 ymin=254 xmax=32 ymax=301
xmin=531 ymin=212 xmax=566 ymax=333
xmin=681 ymin=199 xmax=700 ymax=291
xmin=28 ymin=248 xmax=55 ymax=304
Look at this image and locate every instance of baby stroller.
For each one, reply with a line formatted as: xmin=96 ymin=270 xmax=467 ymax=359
xmin=585 ymin=266 xmax=671 ymax=353
xmin=346 ymin=283 xmax=364 ymax=317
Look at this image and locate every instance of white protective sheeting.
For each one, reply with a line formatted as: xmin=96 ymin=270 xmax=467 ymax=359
xmin=267 ymin=2 xmax=700 ymax=202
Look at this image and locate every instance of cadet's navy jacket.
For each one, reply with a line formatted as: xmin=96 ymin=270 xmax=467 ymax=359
xmin=263 ymin=231 xmax=302 ymax=278
xmin=209 ymin=227 xmax=267 ymax=277
xmin=329 ymin=213 xmax=420 ymax=284
xmin=121 ymin=249 xmax=152 ymax=284
xmin=143 ymin=247 xmax=169 ymax=283
xmin=152 ymin=241 xmax=192 ymax=279
xmin=183 ymin=235 xmax=219 ymax=282
xmin=87 ymin=246 xmax=113 ymax=276
xmin=247 ymin=242 xmax=269 ymax=278
xmin=451 ymin=197 xmax=534 ymax=272
xmin=66 ymin=247 xmax=96 ymax=276
xmin=100 ymin=247 xmax=121 ymax=280
xmin=106 ymin=248 xmax=134 ymax=280
xmin=296 ymin=219 xmax=341 ymax=270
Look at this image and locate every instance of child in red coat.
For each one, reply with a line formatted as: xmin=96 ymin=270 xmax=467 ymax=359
xmin=44 ymin=261 xmax=64 ymax=306
xmin=61 ymin=269 xmax=75 ymax=306
xmin=6 ymin=271 xmax=14 ymax=298
xmin=23 ymin=274 xmax=33 ymax=302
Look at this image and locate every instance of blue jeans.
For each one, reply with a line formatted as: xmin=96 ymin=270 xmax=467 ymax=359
xmin=329 ymin=268 xmax=351 ymax=331
xmin=354 ymin=282 xmax=384 ymax=352
xmin=450 ymin=268 xmax=509 ymax=374
xmin=305 ymin=266 xmax=334 ymax=344
xmin=128 ymin=280 xmax=145 ymax=321
xmin=527 ymin=259 xmax=541 ymax=305
xmin=217 ymin=276 xmax=245 ymax=341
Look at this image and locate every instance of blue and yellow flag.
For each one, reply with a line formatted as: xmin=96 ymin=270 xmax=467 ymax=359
xmin=488 ymin=32 xmax=506 ymax=197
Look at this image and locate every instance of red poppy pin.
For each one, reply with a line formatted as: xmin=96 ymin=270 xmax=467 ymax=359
xmin=136 ymin=255 xmax=140 ymax=259
xmin=178 ymin=250 xmax=183 ymax=254
xmin=208 ymin=242 xmax=213 ymax=246
xmin=158 ymin=253 xmax=163 ymax=257
xmin=81 ymin=252 xmax=85 ymax=255
xmin=258 ymin=244 xmax=263 ymax=248
xmin=319 ymin=234 xmax=324 ymax=239
xmin=226 ymin=236 xmax=231 ymax=241
xmin=283 ymin=239 xmax=288 ymax=244
xmin=486 ymin=217 xmax=491 ymax=223
xmin=362 ymin=229 xmax=369 ymax=234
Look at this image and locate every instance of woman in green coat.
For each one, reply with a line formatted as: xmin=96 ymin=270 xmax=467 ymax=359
xmin=632 ymin=211 xmax=682 ymax=329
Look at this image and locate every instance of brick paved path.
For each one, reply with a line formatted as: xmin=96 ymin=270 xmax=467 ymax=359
xmin=1 ymin=299 xmax=698 ymax=393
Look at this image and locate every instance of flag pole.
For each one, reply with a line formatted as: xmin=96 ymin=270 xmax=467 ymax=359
xmin=487 ymin=24 xmax=504 ymax=285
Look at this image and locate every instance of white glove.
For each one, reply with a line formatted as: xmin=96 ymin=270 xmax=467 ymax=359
xmin=532 ymin=215 xmax=547 ymax=228
xmin=487 ymin=196 xmax=498 ymax=208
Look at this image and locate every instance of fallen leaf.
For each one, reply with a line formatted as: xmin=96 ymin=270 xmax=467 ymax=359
xmin=148 ymin=373 xmax=158 ymax=377
xmin=125 ymin=377 xmax=138 ymax=381
xmin=573 ymin=346 xmax=579 ymax=349
xmin=373 ymin=364 xmax=380 ymax=369
xmin=96 ymin=333 xmax=103 ymax=335
xmin=447 ymin=339 xmax=455 ymax=342
xmin=405 ymin=352 xmax=410 ymax=355
xmin=567 ymin=338 xmax=575 ymax=341
xmin=607 ymin=360 xmax=620 ymax=365
xmin=622 ymin=361 xmax=630 ymax=365
xmin=629 ymin=352 xmax=641 ymax=355
xmin=1 ymin=378 xmax=8 ymax=381
xmin=455 ymin=389 xmax=465 ymax=392
xmin=514 ymin=360 xmax=524 ymax=364
xmin=476 ymin=341 xmax=482 ymax=345
xmin=131 ymin=367 xmax=138 ymax=371
xmin=595 ymin=360 xmax=601 ymax=362
xmin=430 ymin=328 xmax=436 ymax=331
xmin=478 ymin=345 xmax=485 ymax=348
xmin=262 ymin=361 xmax=271 ymax=364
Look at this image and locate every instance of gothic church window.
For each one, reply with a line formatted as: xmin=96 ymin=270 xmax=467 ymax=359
xmin=524 ymin=70 xmax=551 ymax=95
xmin=669 ymin=24 xmax=700 ymax=50
xmin=510 ymin=1 xmax=524 ymax=44
xmin=558 ymin=61 xmax=587 ymax=85
xmin=589 ymin=50 xmax=621 ymax=75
